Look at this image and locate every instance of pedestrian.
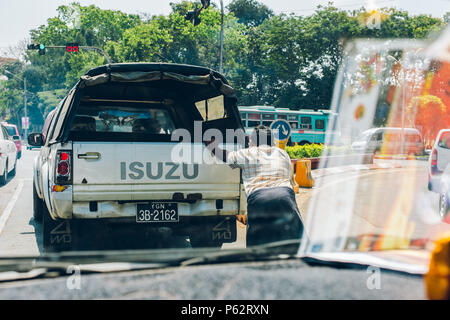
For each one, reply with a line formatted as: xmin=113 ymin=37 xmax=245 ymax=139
xmin=205 ymin=125 xmax=304 ymax=248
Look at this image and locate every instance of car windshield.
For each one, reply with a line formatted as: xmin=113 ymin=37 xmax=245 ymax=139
xmin=1 ymin=0 xmax=450 ymax=301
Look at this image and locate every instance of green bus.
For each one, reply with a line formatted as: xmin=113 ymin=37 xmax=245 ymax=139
xmin=238 ymin=106 xmax=339 ymax=145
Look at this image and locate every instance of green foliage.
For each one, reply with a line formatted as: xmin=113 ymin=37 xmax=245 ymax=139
xmin=0 ymin=1 xmax=446 ymax=131
xmin=286 ymin=144 xmax=324 ymax=159
xmin=286 ymin=143 xmax=353 ymax=159
xmin=228 ymin=0 xmax=273 ymax=27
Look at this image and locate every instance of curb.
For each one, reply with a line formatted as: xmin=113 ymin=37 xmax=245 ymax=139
xmin=311 ymin=163 xmax=404 ymax=179
xmin=291 ymin=153 xmax=374 ymax=170
xmin=374 ymin=154 xmax=429 ymax=161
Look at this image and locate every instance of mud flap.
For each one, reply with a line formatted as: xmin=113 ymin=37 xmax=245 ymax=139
xmin=188 ymin=216 xmax=237 ymax=247
xmin=43 ymin=212 xmax=73 ymax=252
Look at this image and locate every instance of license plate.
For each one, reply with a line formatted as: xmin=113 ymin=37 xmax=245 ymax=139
xmin=136 ymin=202 xmax=179 ymax=223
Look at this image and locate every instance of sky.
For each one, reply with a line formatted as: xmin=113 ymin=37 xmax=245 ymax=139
xmin=0 ymin=0 xmax=449 ymax=56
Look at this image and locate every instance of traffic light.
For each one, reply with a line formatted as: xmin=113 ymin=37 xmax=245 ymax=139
xmin=201 ymin=0 xmax=210 ymax=9
xmin=38 ymin=44 xmax=45 ymax=55
xmin=27 ymin=44 xmax=45 ymax=55
xmin=185 ymin=8 xmax=202 ymax=26
xmin=66 ymin=43 xmax=79 ymax=53
xmin=185 ymin=1 xmax=210 ymax=26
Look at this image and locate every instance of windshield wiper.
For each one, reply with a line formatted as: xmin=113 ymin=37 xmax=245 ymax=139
xmin=0 ymin=240 xmax=302 ymax=282
xmin=179 ymin=239 xmax=301 ymax=266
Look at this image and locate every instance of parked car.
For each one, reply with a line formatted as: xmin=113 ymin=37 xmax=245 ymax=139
xmin=0 ymin=124 xmax=18 ymax=185
xmin=0 ymin=122 xmax=21 ymax=159
xmin=438 ymin=164 xmax=450 ymax=220
xmin=29 ymin=62 xmax=246 ymax=252
xmin=351 ymin=127 xmax=425 ymax=155
xmin=428 ymin=129 xmax=450 ymax=192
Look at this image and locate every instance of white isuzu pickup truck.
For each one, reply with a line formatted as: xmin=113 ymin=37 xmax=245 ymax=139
xmin=29 ymin=63 xmax=247 ymax=252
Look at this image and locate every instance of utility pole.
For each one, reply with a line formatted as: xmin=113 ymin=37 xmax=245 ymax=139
xmin=219 ymin=0 xmax=224 ymax=74
xmin=23 ymin=77 xmax=27 ymax=140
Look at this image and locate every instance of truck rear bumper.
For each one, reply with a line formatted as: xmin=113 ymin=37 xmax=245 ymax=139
xmin=71 ymin=200 xmax=240 ymax=219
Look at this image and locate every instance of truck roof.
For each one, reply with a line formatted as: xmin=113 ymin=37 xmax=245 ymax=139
xmin=84 ymin=63 xmax=229 ymax=84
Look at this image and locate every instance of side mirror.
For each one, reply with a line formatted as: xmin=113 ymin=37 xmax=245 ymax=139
xmin=28 ymin=133 xmax=44 ymax=147
xmin=12 ymin=135 xmax=20 ymax=141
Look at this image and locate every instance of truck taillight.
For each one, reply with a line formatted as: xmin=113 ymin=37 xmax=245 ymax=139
xmin=431 ymin=148 xmax=437 ymax=166
xmin=56 ymin=151 xmax=72 ymax=184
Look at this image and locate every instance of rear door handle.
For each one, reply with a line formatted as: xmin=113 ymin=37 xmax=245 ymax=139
xmin=77 ymin=152 xmax=101 ymax=160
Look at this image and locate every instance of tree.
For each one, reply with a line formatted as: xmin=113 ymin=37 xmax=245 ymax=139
xmin=27 ymin=3 xmax=141 ymax=90
xmin=235 ymin=4 xmax=444 ymax=109
xmin=407 ymin=95 xmax=448 ymax=148
xmin=228 ymin=0 xmax=273 ymax=27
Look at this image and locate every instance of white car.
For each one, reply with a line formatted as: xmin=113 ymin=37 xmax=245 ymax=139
xmin=0 ymin=124 xmax=18 ymax=185
xmin=438 ymin=164 xmax=450 ymax=220
xmin=428 ymin=129 xmax=450 ymax=192
xmin=29 ymin=63 xmax=246 ymax=252
xmin=351 ymin=127 xmax=424 ymax=155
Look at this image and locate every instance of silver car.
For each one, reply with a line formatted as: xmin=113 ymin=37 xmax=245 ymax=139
xmin=352 ymin=127 xmax=425 ymax=155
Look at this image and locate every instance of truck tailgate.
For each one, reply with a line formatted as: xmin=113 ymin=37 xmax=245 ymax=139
xmin=72 ymin=142 xmax=241 ymax=201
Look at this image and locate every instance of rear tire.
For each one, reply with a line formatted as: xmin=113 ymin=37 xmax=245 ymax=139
xmin=0 ymin=161 xmax=7 ymax=185
xmin=33 ymin=182 xmax=44 ymax=223
xmin=10 ymin=160 xmax=16 ymax=177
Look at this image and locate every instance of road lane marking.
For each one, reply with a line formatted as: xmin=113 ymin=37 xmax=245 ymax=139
xmin=0 ymin=179 xmax=24 ymax=236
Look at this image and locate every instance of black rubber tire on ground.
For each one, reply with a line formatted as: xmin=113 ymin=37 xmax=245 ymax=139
xmin=0 ymin=161 xmax=7 ymax=186
xmin=10 ymin=160 xmax=16 ymax=177
xmin=42 ymin=204 xmax=73 ymax=253
xmin=33 ymin=182 xmax=44 ymax=223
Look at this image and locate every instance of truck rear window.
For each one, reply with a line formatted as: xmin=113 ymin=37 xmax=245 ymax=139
xmin=68 ymin=103 xmax=176 ymax=142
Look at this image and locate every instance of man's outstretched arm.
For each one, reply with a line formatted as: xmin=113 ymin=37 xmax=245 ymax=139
xmin=205 ymin=139 xmax=229 ymax=163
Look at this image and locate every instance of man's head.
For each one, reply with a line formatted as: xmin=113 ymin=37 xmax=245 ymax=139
xmin=250 ymin=125 xmax=273 ymax=147
xmin=70 ymin=116 xmax=96 ymax=132
xmin=132 ymin=118 xmax=162 ymax=134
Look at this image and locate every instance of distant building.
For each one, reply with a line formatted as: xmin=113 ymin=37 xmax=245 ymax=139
xmin=0 ymin=56 xmax=17 ymax=67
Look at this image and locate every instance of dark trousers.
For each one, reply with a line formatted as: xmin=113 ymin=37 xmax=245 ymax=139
xmin=246 ymin=186 xmax=304 ymax=247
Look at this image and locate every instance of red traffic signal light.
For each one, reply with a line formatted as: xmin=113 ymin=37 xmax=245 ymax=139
xmin=66 ymin=43 xmax=79 ymax=53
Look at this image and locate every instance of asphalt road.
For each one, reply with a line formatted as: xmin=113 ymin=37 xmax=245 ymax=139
xmin=0 ymin=148 xmax=41 ymax=255
xmin=0 ymin=149 xmax=448 ymax=257
xmin=298 ymin=159 xmax=449 ymax=254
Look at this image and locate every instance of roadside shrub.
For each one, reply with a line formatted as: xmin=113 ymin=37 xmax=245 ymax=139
xmin=285 ymin=144 xmax=353 ymax=159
